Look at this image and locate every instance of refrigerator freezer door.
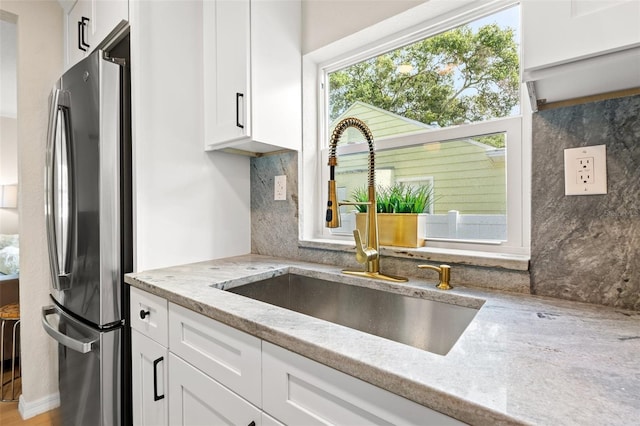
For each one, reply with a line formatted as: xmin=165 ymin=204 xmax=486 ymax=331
xmin=42 ymin=304 xmax=122 ymax=426
xmin=45 ymin=49 xmax=123 ymax=327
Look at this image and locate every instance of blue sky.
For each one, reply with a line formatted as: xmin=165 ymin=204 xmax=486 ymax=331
xmin=469 ymin=5 xmax=521 ymax=46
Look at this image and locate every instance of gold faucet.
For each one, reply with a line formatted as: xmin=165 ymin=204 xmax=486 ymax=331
xmin=325 ymin=117 xmax=407 ymax=283
xmin=418 ymin=264 xmax=452 ymax=290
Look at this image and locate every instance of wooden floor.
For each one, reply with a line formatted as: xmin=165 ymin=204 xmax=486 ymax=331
xmin=0 ymin=368 xmax=58 ymax=426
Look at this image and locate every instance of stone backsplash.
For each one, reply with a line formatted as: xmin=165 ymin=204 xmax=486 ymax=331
xmin=531 ymin=94 xmax=640 ymax=310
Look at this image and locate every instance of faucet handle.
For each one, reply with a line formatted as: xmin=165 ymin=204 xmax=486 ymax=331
xmin=326 ymin=180 xmax=340 ymax=228
xmin=353 ymin=229 xmax=377 ymax=264
xmin=418 ymin=264 xmax=452 ymax=290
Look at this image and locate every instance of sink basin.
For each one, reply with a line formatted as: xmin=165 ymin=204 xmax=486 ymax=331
xmin=227 ymin=273 xmax=481 ymax=355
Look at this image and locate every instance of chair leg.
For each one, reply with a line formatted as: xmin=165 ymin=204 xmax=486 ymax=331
xmin=11 ymin=320 xmax=20 ymax=400
xmin=0 ymin=319 xmax=20 ymax=402
xmin=1 ymin=320 xmax=5 ymax=400
xmin=14 ymin=320 xmax=20 ymax=379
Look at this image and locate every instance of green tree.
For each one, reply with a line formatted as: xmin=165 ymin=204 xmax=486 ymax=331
xmin=329 ymin=24 xmax=519 ymax=130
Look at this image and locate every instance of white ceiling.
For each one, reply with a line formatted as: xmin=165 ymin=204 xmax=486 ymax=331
xmin=1 ymin=18 xmax=17 ymax=118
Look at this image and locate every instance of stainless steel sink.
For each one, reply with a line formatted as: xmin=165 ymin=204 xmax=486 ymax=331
xmin=227 ymin=273 xmax=481 ymax=356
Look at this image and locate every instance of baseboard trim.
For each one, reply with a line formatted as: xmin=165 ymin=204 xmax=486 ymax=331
xmin=18 ymin=392 xmax=60 ymax=420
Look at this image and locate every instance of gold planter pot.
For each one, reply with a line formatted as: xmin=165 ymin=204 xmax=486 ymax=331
xmin=355 ymin=213 xmax=427 ymax=248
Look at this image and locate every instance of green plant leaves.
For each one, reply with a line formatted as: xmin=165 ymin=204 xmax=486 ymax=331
xmin=350 ymin=183 xmax=434 ymax=214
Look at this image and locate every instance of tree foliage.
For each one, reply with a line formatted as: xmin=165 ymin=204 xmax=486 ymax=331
xmin=329 ymin=24 xmax=520 ymax=130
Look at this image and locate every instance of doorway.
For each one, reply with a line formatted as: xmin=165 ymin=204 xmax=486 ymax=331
xmin=0 ymin=11 xmax=21 ymax=403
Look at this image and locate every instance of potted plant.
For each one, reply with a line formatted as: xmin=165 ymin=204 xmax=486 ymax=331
xmin=352 ymin=183 xmax=433 ymax=247
xmin=351 ymin=183 xmax=434 ymax=248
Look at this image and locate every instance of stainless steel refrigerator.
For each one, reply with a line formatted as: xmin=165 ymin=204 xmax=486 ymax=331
xmin=41 ymin=37 xmax=132 ymax=426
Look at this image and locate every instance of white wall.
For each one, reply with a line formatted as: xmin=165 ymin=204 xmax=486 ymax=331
xmin=0 ymin=1 xmax=63 ymax=418
xmin=130 ymin=0 xmax=251 ymax=272
xmin=0 ymin=116 xmax=19 ymax=234
xmin=302 ymin=0 xmax=427 ymax=53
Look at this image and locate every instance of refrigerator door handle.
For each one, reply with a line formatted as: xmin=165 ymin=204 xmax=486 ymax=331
xmin=45 ymin=89 xmax=75 ymax=290
xmin=41 ymin=305 xmax=99 ymax=354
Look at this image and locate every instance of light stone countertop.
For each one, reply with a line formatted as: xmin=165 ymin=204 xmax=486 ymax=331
xmin=124 ymin=254 xmax=640 ymax=425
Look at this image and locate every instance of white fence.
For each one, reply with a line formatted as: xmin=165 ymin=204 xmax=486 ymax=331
xmin=425 ymin=210 xmax=506 ymax=240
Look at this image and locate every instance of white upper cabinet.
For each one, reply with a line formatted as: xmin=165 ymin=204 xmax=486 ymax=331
xmin=64 ymin=0 xmax=129 ymax=69
xmin=203 ymin=0 xmax=302 ymax=155
xmin=65 ymin=0 xmax=91 ymax=68
xmin=203 ymin=0 xmax=250 ymax=147
xmin=522 ymin=0 xmax=640 ymax=108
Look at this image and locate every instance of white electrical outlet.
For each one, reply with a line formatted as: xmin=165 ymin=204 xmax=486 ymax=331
xmin=564 ymin=145 xmax=607 ymax=196
xmin=274 ymin=175 xmax=286 ymax=200
xmin=576 ymin=157 xmax=594 ymax=184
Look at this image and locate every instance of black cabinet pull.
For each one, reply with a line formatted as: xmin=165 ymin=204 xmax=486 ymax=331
xmin=236 ymin=92 xmax=244 ymax=129
xmin=248 ymin=422 xmax=255 ymax=426
xmin=77 ymin=21 xmax=86 ymax=51
xmin=80 ymin=17 xmax=90 ymax=51
xmin=153 ymin=357 xmax=165 ymax=401
xmin=139 ymin=309 xmax=150 ymax=319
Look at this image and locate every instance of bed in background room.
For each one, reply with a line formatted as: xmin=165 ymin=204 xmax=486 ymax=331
xmin=0 ymin=234 xmax=20 ymax=362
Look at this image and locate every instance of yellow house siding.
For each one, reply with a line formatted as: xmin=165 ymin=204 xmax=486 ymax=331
xmin=331 ymin=102 xmax=427 ymax=143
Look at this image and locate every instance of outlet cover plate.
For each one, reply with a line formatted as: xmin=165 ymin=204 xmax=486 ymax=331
xmin=564 ymin=145 xmax=607 ymax=196
xmin=274 ymin=175 xmax=287 ymax=200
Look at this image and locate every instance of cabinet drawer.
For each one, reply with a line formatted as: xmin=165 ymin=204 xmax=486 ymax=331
xmin=130 ymin=287 xmax=168 ymax=346
xmin=168 ymin=303 xmax=262 ymax=407
xmin=263 ymin=342 xmax=464 ymax=425
xmin=168 ymin=353 xmax=261 ymax=426
xmin=262 ymin=412 xmax=285 ymax=426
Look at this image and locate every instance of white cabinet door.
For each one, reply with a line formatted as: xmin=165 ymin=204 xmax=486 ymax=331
xmin=203 ymin=0 xmax=301 ymax=154
xmin=248 ymin=0 xmax=301 ymax=152
xmin=65 ymin=0 xmax=128 ymax=70
xmin=131 ymin=330 xmax=168 ymax=426
xmin=263 ymin=342 xmax=464 ymax=426
xmin=168 ymin=303 xmax=262 ymax=407
xmin=203 ymin=0 xmax=251 ymax=147
xmin=168 ymin=354 xmax=262 ymax=426
xmin=522 ymin=0 xmax=640 ymax=70
xmin=65 ymin=0 xmax=91 ymax=69
xmin=521 ymin=0 xmax=640 ymax=106
xmin=92 ymin=0 xmax=128 ymax=51
xmin=261 ymin=412 xmax=285 ymax=426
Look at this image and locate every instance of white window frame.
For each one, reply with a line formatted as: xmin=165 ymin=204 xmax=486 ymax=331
xmin=300 ymin=0 xmax=531 ymax=256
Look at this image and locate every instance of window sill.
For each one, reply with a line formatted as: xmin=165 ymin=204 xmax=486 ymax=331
xmin=298 ymin=239 xmax=530 ymax=272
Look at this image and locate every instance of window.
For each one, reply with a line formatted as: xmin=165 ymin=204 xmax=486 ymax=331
xmin=301 ymin=1 xmax=530 ymax=256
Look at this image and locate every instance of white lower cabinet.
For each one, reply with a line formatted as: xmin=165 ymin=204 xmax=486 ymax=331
xmin=168 ymin=303 xmax=262 ymax=407
xmin=261 ymin=413 xmax=285 ymax=426
xmin=262 ymin=342 xmax=464 ymax=425
xmin=130 ymin=288 xmax=462 ymax=425
xmin=168 ymin=354 xmax=261 ymax=425
xmin=131 ymin=330 xmax=168 ymax=426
